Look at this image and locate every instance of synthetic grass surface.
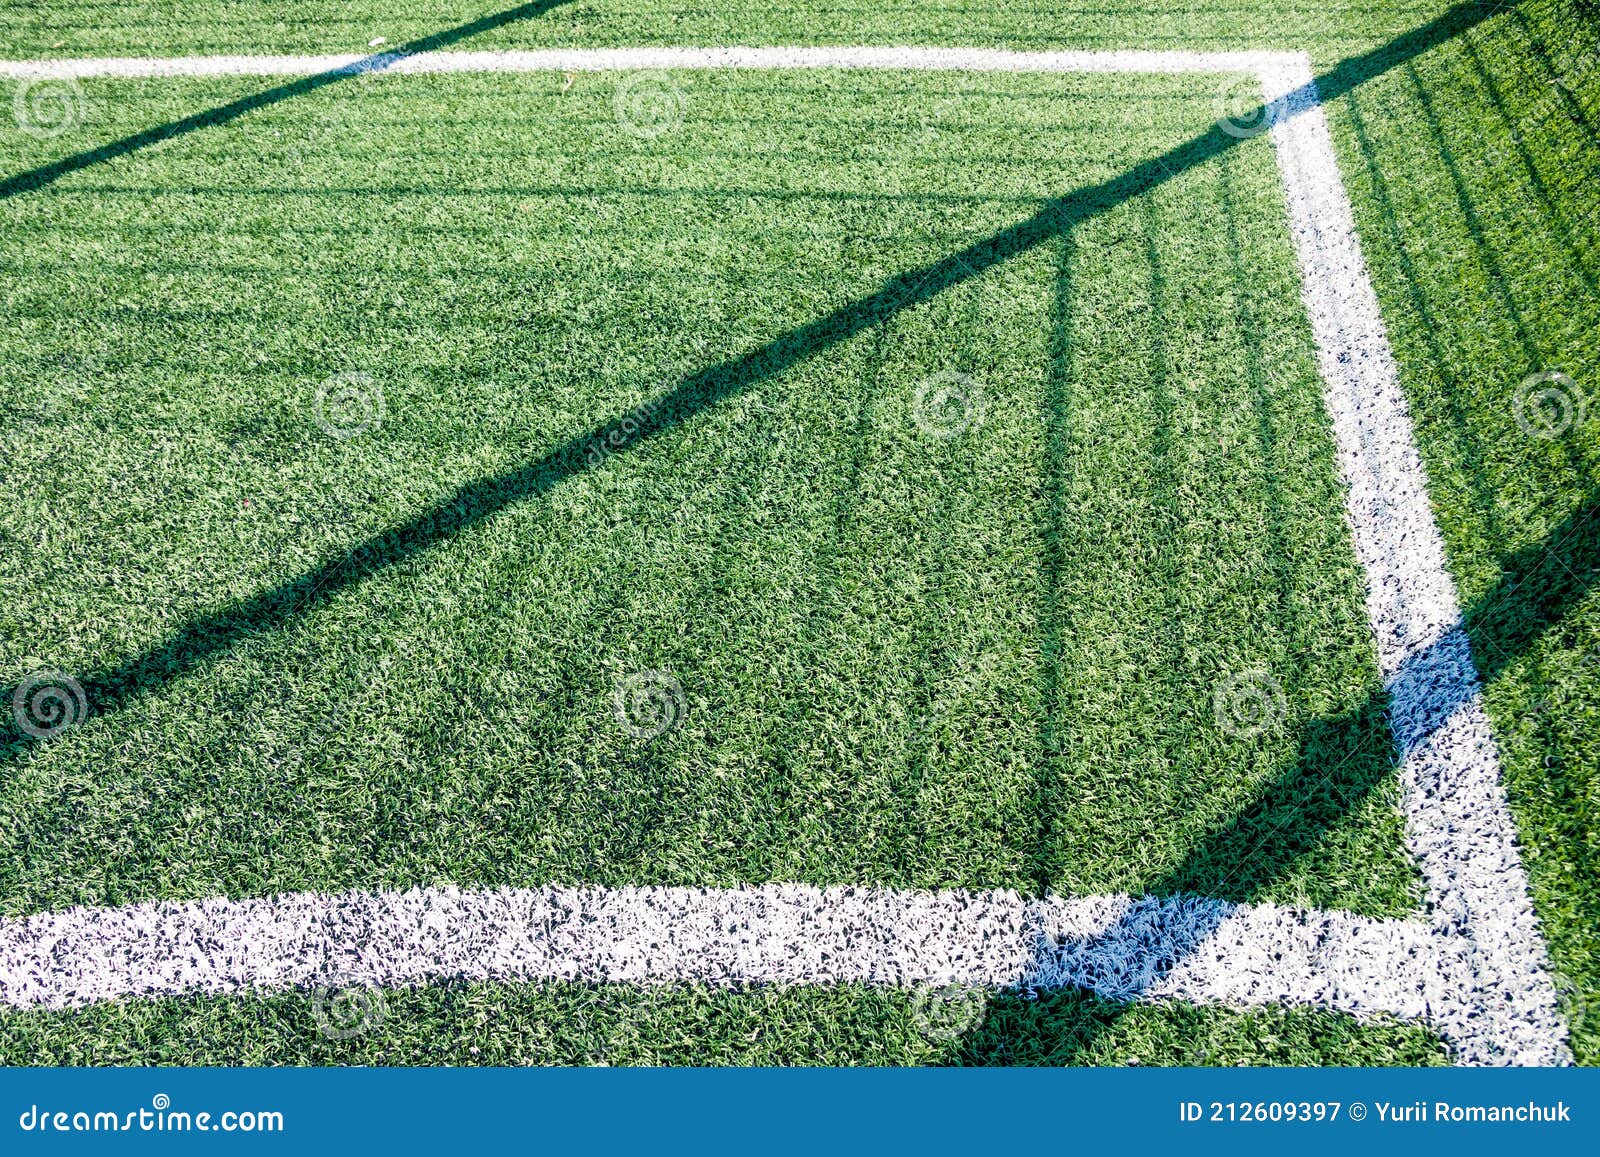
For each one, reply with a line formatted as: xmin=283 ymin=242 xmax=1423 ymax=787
xmin=1 ymin=0 xmax=1596 ymax=1065
xmin=0 ymin=65 xmax=1430 ymax=1062
xmin=0 ymin=69 xmax=1415 ymax=911
xmin=0 ymin=982 xmax=1449 ymax=1066
xmin=0 ymin=1 xmax=1511 ymax=61
xmin=1316 ymin=0 xmax=1600 ymax=1064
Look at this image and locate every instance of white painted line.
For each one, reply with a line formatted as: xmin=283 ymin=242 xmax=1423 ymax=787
xmin=1262 ymin=59 xmax=1570 ymax=1065
xmin=0 ymin=47 xmax=1571 ymax=1065
xmin=0 ymin=884 xmax=1455 ymax=1021
xmin=0 ymin=46 xmax=1305 ymax=80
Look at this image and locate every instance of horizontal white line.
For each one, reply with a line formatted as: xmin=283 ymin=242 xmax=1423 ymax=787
xmin=0 ymin=883 xmax=1454 ymax=1024
xmin=0 ymin=46 xmax=1307 ymax=81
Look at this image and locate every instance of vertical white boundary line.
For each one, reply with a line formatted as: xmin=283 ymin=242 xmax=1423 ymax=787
xmin=1262 ymin=57 xmax=1570 ymax=1065
xmin=0 ymin=46 xmax=1573 ymax=1065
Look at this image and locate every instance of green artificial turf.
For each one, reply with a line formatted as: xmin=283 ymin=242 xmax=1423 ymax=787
xmin=0 ymin=69 xmax=1414 ymax=910
xmin=1 ymin=0 xmax=1596 ymax=1066
xmin=0 ymin=1 xmax=1502 ymax=61
xmin=0 ymin=982 xmax=1451 ymax=1067
xmin=0 ymin=66 xmax=1417 ymax=912
xmin=1322 ymin=0 xmax=1600 ymax=1064
xmin=0 ymin=64 xmax=1426 ymax=1061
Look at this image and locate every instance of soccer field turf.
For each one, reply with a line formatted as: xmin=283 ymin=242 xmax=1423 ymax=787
xmin=0 ymin=1 xmax=1596 ymax=1066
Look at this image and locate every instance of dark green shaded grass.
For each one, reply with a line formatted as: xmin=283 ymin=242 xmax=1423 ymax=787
xmin=0 ymin=982 xmax=1449 ymax=1067
xmin=0 ymin=69 xmax=1415 ymax=917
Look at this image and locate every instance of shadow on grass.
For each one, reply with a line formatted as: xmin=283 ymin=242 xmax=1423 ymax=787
xmin=3 ymin=0 xmax=1575 ymax=1064
xmin=0 ymin=0 xmax=578 ymax=201
xmin=991 ymin=491 xmax=1599 ymax=1064
xmin=950 ymin=988 xmax=1450 ymax=1066
xmin=0 ymin=0 xmax=1515 ymax=767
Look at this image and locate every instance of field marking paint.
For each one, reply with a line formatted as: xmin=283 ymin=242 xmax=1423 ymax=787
xmin=0 ymin=886 xmax=1452 ymax=1019
xmin=1260 ymin=59 xmax=1569 ymax=1064
xmin=0 ymin=48 xmax=1568 ymax=1064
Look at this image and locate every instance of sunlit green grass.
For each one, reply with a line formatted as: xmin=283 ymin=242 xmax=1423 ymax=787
xmin=0 ymin=68 xmax=1413 ymax=910
xmin=0 ymin=0 xmax=1496 ymax=60
xmin=0 ymin=0 xmax=1595 ymax=1066
xmin=0 ymin=65 xmax=1424 ymax=1062
xmin=0 ymin=982 xmax=1449 ymax=1067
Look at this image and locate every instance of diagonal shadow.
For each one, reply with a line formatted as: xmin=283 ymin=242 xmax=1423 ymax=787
xmin=6 ymin=0 xmax=1566 ymax=1064
xmin=0 ymin=0 xmax=577 ymax=201
xmin=1400 ymin=52 xmax=1597 ymax=487
xmin=0 ymin=0 xmax=1515 ymax=771
xmin=1342 ymin=81 xmax=1516 ymax=556
xmin=957 ymin=493 xmax=1599 ymax=1064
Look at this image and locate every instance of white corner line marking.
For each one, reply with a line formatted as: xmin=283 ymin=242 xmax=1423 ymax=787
xmin=1261 ymin=58 xmax=1569 ymax=1065
xmin=0 ymin=48 xmax=1569 ymax=1066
